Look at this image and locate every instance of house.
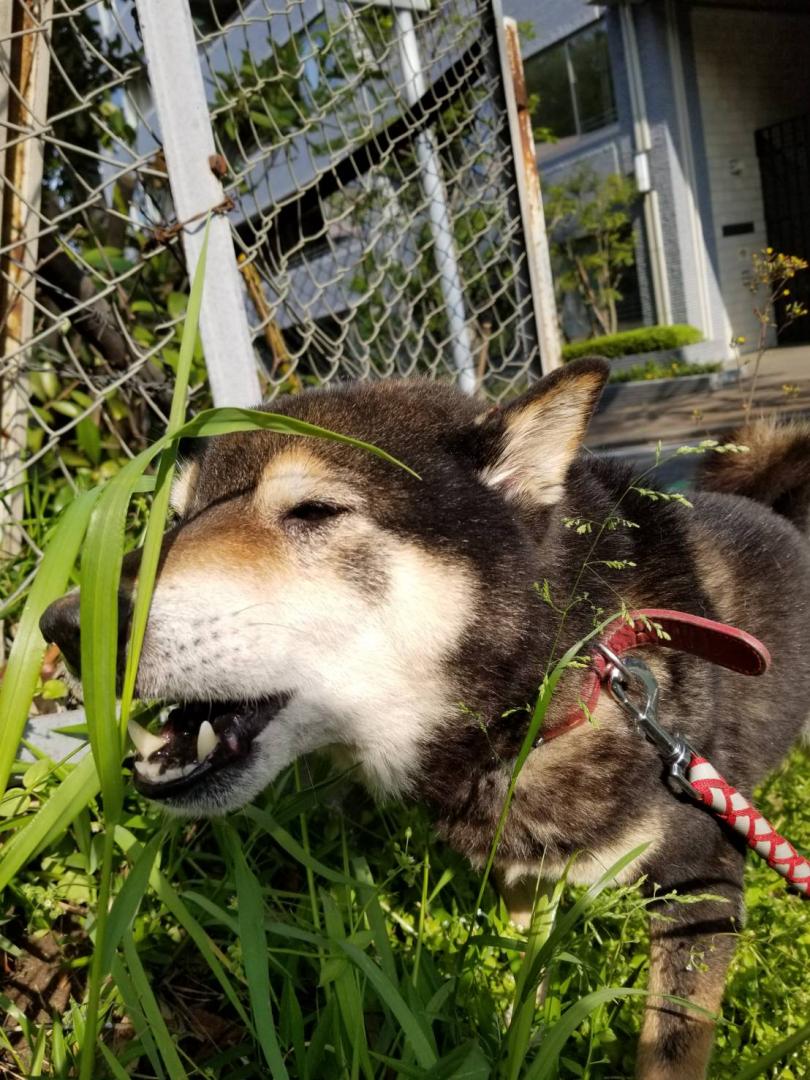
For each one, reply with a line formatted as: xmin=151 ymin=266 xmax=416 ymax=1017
xmin=503 ymin=0 xmax=810 ymax=356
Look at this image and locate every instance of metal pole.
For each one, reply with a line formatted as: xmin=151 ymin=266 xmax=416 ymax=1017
xmin=0 ymin=0 xmax=53 ymax=582
xmin=619 ymin=1 xmax=673 ymax=326
xmin=495 ymin=16 xmax=562 ymax=375
xmin=394 ymin=7 xmax=477 ymax=394
xmin=135 ymin=0 xmax=261 ymax=407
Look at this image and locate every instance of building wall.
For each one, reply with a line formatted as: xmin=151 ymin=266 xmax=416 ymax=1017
xmin=506 ymin=0 xmax=654 ymax=336
xmin=506 ymin=0 xmax=602 ymax=54
xmin=691 ymin=7 xmax=810 ymax=349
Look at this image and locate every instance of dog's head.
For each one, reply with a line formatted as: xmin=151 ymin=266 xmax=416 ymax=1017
xmin=40 ymin=360 xmax=607 ymax=814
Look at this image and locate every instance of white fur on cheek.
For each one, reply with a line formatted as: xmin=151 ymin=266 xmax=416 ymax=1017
xmin=136 ymin=533 xmax=477 ymax=805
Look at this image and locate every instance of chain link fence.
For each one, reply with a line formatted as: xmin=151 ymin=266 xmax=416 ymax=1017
xmin=0 ymin=0 xmax=556 ymax=621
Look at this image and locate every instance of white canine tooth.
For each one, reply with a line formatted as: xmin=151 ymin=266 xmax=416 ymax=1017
xmin=196 ymin=719 xmax=218 ymax=761
xmin=128 ymin=719 xmax=169 ymax=759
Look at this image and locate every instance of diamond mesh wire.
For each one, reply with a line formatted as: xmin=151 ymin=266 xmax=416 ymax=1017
xmin=0 ymin=0 xmax=541 ymax=614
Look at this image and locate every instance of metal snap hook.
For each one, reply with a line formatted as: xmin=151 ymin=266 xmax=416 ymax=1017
xmin=599 ymin=652 xmax=694 ymax=792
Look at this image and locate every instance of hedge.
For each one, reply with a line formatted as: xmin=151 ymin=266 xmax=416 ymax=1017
xmin=609 ymin=358 xmax=722 ymax=383
xmin=562 ymin=323 xmax=703 ymax=362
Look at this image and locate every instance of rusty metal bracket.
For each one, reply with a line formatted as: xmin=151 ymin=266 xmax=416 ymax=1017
xmin=494 ymin=13 xmax=562 ymax=375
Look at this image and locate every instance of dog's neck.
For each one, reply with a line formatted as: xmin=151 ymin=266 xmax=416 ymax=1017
xmin=408 ymin=484 xmax=634 ymax=859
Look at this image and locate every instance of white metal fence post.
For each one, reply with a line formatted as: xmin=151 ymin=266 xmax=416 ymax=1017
xmin=394 ymin=5 xmax=477 ymax=395
xmin=134 ymin=0 xmax=262 ymax=408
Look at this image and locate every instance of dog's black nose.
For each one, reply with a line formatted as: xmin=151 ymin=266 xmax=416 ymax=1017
xmin=40 ymin=593 xmax=82 ymax=672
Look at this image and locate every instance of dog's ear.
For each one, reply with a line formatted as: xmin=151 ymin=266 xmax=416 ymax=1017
xmin=475 ymin=357 xmax=608 ymax=506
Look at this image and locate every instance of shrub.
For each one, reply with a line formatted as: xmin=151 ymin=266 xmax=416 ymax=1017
xmin=545 ymin=169 xmax=639 ymax=337
xmin=563 ymin=323 xmax=703 ymax=362
xmin=609 ymin=358 xmax=722 ymax=384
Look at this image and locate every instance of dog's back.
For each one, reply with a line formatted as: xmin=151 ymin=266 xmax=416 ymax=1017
xmin=696 ymin=419 xmax=810 ymax=755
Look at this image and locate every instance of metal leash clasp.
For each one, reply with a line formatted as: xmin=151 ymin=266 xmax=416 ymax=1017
xmin=595 ymin=646 xmax=694 ymax=794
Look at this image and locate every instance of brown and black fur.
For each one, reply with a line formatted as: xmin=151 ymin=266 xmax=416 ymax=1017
xmin=40 ymin=360 xmax=810 ymax=1079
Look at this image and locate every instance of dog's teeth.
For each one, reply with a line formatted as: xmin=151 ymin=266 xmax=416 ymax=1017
xmin=196 ymin=720 xmax=218 ymax=761
xmin=128 ymin=719 xmax=168 ymax=759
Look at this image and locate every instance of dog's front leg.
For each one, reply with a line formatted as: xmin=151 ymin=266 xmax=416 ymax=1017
xmin=496 ymin=871 xmax=553 ymax=932
xmin=636 ymin=842 xmax=745 ymax=1080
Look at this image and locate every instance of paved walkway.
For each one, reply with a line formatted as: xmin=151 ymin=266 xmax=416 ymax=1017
xmin=587 ymin=345 xmax=810 ymax=451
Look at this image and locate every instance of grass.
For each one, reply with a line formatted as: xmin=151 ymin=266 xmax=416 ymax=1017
xmin=1 ymin=748 xmax=808 ymax=1078
xmin=1 ymin=243 xmax=808 ymax=1077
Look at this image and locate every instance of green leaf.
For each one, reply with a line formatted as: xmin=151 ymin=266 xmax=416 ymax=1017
xmin=524 ymin=988 xmax=704 ymax=1080
xmin=120 ymin=936 xmax=188 ymax=1080
xmin=232 ymin=837 xmax=289 ymax=1078
xmin=333 ymin=938 xmax=438 ymax=1070
xmin=100 ymin=832 xmax=162 ymax=974
xmin=76 ymin=415 xmax=102 ymax=466
xmin=0 ymin=490 xmax=99 ymax=795
xmin=733 ymin=1021 xmax=810 ymax=1080
xmin=244 ymin=805 xmax=357 ymax=886
xmin=424 ymin=1041 xmax=491 ymax=1079
xmin=40 ymin=679 xmax=68 ymax=700
xmin=0 ymin=754 xmax=100 ymax=893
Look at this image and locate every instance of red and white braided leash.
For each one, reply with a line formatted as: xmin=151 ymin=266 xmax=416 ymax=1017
xmin=543 ymin=609 xmax=810 ymax=897
xmin=687 ymin=756 xmax=810 ymax=895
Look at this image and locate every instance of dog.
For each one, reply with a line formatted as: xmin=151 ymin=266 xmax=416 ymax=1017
xmin=40 ymin=358 xmax=810 ymax=1079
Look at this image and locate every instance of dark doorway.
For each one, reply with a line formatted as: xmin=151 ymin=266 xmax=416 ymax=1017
xmin=756 ymin=113 xmax=810 ymax=344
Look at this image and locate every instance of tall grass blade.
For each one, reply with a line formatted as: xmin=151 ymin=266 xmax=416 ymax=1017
xmin=523 ymin=987 xmax=650 ymax=1080
xmin=733 ymin=1020 xmax=810 ymax=1079
xmin=77 ymin=225 xmax=210 ymax=1080
xmin=244 ymin=805 xmax=356 ymax=886
xmin=99 ymin=1042 xmax=137 ymax=1080
xmin=113 ymin=824 xmax=252 ymax=1026
xmin=0 ymin=489 xmax=99 ymax=795
xmin=320 ymin=889 xmax=375 ymax=1080
xmin=0 ymin=754 xmax=99 ymax=891
xmin=352 ymin=857 xmax=398 ymax=984
xmin=232 ymin=837 xmax=290 ymax=1079
xmin=504 ymin=878 xmax=562 ymax=1080
xmin=333 ymin=938 xmax=438 ymax=1070
xmin=122 ymin=933 xmax=188 ymax=1079
xmin=119 ymin=222 xmax=210 ymax=724
xmin=100 ymin=831 xmax=162 ymax=974
xmin=111 ymin=948 xmax=170 ymax=1080
xmin=518 ymin=843 xmax=650 ymax=1001
xmin=280 ymin=976 xmax=307 ymax=1079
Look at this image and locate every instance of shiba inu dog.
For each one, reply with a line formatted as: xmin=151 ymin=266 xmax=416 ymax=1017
xmin=40 ymin=358 xmax=810 ymax=1079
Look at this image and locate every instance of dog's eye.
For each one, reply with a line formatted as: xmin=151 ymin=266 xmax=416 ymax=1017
xmin=285 ymin=501 xmax=345 ymax=525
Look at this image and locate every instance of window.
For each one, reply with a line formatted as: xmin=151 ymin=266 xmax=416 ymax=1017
xmin=524 ymin=20 xmax=617 ymax=140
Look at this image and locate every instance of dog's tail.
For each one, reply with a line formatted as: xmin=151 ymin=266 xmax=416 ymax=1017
xmin=700 ymin=418 xmax=810 ymax=535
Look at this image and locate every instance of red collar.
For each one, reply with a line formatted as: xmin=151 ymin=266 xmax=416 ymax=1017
xmin=542 ymin=608 xmax=771 ymax=743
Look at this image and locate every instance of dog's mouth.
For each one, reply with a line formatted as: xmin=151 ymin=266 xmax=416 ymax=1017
xmin=128 ymin=694 xmax=289 ymax=800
